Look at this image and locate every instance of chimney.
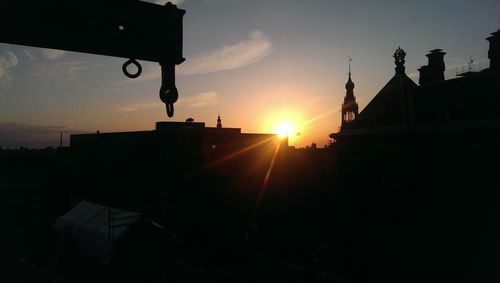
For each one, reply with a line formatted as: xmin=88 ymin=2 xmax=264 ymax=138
xmin=418 ymin=49 xmax=446 ymax=85
xmin=487 ymin=29 xmax=500 ymax=72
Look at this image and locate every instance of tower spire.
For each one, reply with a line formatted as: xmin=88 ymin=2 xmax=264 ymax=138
xmin=216 ymin=114 xmax=222 ymax=128
xmin=341 ymin=58 xmax=359 ymax=129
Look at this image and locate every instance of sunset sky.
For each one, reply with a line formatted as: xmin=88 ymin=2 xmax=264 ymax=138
xmin=0 ymin=0 xmax=499 ymax=148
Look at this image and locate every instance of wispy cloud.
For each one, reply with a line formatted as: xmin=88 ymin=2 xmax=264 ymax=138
xmin=115 ymin=64 xmax=160 ymax=85
xmin=178 ymin=91 xmax=220 ymax=107
xmin=178 ymin=30 xmax=272 ymax=75
xmin=114 ymin=30 xmax=272 ymax=85
xmin=0 ymin=122 xmax=86 ymax=149
xmin=33 ymin=61 xmax=86 ymax=80
xmin=116 ymin=90 xmax=219 ymax=112
xmin=0 ymin=51 xmax=18 ymax=89
xmin=40 ymin=48 xmax=66 ymax=60
xmin=117 ymin=101 xmax=161 ymax=112
xmin=23 ymin=48 xmax=36 ymax=60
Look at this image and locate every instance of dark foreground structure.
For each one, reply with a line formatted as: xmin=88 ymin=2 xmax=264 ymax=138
xmin=1 ymin=30 xmax=500 ymax=283
xmin=329 ymin=30 xmax=500 ymax=282
xmin=3 ymin=121 xmax=327 ymax=282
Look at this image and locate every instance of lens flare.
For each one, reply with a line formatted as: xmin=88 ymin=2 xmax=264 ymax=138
xmin=274 ymin=122 xmax=295 ymax=139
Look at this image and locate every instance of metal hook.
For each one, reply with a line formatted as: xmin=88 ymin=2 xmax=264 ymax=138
xmin=166 ymin=103 xmax=174 ymax=117
xmin=122 ymin=59 xmax=142 ymax=78
xmin=160 ymin=85 xmax=178 ymax=117
xmin=159 ymin=63 xmax=178 ymax=117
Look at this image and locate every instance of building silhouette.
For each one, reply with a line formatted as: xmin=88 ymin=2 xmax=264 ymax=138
xmin=332 ymin=29 xmax=500 ymax=136
xmin=328 ymin=29 xmax=500 ymax=283
xmin=71 ymin=120 xmax=286 ymax=153
xmin=418 ymin=49 xmax=446 ymax=85
xmin=488 ymin=29 xmax=500 ymax=71
xmin=70 ymin=120 xmax=289 ymax=189
xmin=70 ymin=120 xmax=289 ymax=209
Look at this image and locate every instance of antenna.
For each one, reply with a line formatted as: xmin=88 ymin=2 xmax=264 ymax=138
xmin=468 ymin=56 xmax=474 ymax=72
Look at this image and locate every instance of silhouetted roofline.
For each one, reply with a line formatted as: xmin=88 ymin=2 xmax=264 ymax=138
xmin=357 ymin=73 xmax=417 ymax=116
xmin=331 ymin=118 xmax=500 ymax=140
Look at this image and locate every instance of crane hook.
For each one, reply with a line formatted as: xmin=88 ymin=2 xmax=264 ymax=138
xmin=159 ymin=63 xmax=178 ymax=117
xmin=122 ymin=59 xmax=142 ymax=78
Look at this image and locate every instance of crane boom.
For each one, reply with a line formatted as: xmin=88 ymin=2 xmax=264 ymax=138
xmin=0 ymin=0 xmax=185 ymax=117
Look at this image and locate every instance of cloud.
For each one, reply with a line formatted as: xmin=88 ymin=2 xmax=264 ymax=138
xmin=178 ymin=30 xmax=272 ymax=75
xmin=33 ymin=61 xmax=86 ymax=80
xmin=114 ymin=30 xmax=272 ymax=85
xmin=178 ymin=91 xmax=220 ymax=108
xmin=117 ymin=101 xmax=161 ymax=112
xmin=114 ymin=63 xmax=161 ymax=86
xmin=0 ymin=51 xmax=18 ymax=88
xmin=66 ymin=62 xmax=86 ymax=78
xmin=23 ymin=49 xmax=36 ymax=60
xmin=117 ymin=91 xmax=219 ymax=112
xmin=40 ymin=48 xmax=66 ymax=60
xmin=0 ymin=122 xmax=86 ymax=149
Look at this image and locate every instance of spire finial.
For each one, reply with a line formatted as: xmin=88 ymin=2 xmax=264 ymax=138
xmin=348 ymin=57 xmax=352 ymax=76
xmin=394 ymin=47 xmax=406 ymax=74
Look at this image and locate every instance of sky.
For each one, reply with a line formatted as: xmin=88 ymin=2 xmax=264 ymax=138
xmin=0 ymin=0 xmax=499 ymax=148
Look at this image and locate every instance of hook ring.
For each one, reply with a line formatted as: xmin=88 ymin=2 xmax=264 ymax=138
xmin=122 ymin=59 xmax=142 ymax=78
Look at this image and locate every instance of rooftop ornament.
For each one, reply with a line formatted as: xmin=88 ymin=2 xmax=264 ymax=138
xmin=394 ymin=47 xmax=406 ymax=74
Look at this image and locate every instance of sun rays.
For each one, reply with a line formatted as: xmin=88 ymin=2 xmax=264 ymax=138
xmin=274 ymin=122 xmax=296 ymax=139
xmin=255 ymin=140 xmax=282 ymax=214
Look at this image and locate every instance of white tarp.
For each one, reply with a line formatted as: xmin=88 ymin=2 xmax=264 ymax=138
xmin=54 ymin=201 xmax=142 ymax=264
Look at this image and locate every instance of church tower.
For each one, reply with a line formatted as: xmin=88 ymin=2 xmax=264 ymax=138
xmin=341 ymin=58 xmax=359 ymax=129
xmin=216 ymin=114 xmax=222 ymax=128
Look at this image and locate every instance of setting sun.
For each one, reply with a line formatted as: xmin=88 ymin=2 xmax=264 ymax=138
xmin=274 ymin=122 xmax=296 ymax=139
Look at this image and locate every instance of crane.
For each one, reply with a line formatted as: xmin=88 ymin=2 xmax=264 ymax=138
xmin=0 ymin=0 xmax=185 ymax=117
